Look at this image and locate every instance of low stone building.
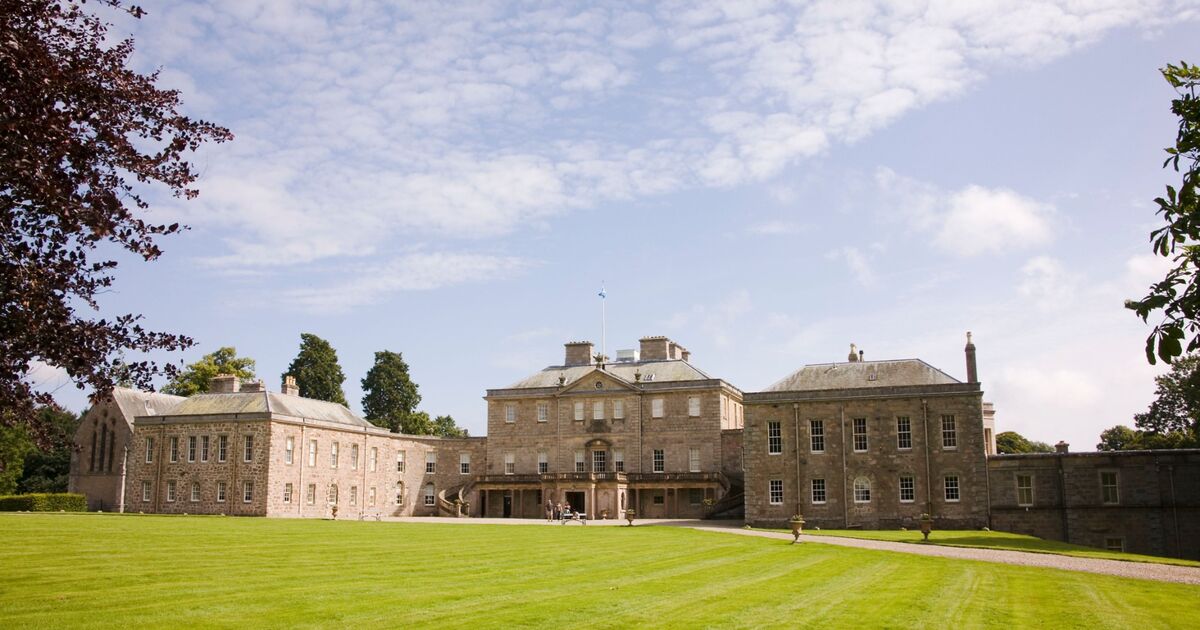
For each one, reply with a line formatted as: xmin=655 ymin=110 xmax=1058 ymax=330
xmin=988 ymin=447 xmax=1200 ymax=559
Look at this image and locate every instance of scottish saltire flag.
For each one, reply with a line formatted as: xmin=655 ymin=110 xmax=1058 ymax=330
xmin=598 ymin=285 xmax=606 ymax=299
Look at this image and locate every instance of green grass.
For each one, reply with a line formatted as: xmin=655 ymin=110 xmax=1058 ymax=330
xmin=787 ymin=528 xmax=1200 ymax=567
xmin=1 ymin=514 xmax=1198 ymax=629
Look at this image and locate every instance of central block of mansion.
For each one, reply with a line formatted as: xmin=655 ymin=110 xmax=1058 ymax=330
xmin=70 ymin=333 xmax=1200 ymax=559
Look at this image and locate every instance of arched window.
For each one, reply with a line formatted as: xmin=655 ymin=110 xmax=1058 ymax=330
xmin=328 ymin=484 xmax=339 ymax=505
xmin=423 ymin=483 xmax=435 ymax=507
xmin=107 ymin=428 xmax=116 ymax=472
xmin=853 ymin=477 xmax=871 ymax=503
xmin=98 ymin=423 xmax=108 ymax=473
xmin=395 ymin=481 xmax=404 ymax=506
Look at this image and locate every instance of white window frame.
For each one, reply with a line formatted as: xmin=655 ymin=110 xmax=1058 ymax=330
xmin=768 ymin=479 xmax=784 ymax=505
xmin=574 ymin=402 xmax=584 ymax=421
xmin=651 ymin=398 xmax=664 ymax=418
xmin=505 ymin=403 xmax=516 ymax=424
xmin=216 ymin=481 xmax=226 ymax=503
xmin=688 ymin=447 xmax=700 ymax=473
xmin=397 ymin=451 xmax=406 ymax=473
xmin=941 ymin=415 xmax=957 ymax=450
xmin=537 ymin=402 xmax=548 ymax=423
xmin=460 ymin=452 xmax=471 ymax=475
xmin=613 ymin=449 xmax=624 ymax=473
xmin=330 ymin=441 xmax=339 ymax=469
xmin=166 ymin=480 xmax=176 ymax=502
xmin=425 ymin=452 xmax=436 ymax=474
xmin=944 ymin=475 xmax=960 ymax=502
xmin=897 ymin=416 xmax=912 ymax=450
xmin=504 ymin=452 xmax=515 ymax=475
xmin=652 ymin=449 xmax=665 ymax=473
xmin=810 ymin=478 xmax=826 ymax=504
xmin=810 ymin=420 xmax=825 ymax=453
xmin=853 ymin=477 xmax=871 ymax=503
xmin=285 ymin=436 xmax=294 ymax=465
xmin=351 ymin=444 xmax=359 ymax=470
xmin=217 ymin=435 xmax=227 ymax=462
xmin=1100 ymin=471 xmax=1120 ymax=505
xmin=613 ymin=400 xmax=625 ymax=420
xmin=242 ymin=481 xmax=253 ymax=504
xmin=190 ymin=482 xmax=200 ymax=502
xmin=188 ymin=436 xmax=196 ymax=463
xmin=537 ymin=451 xmax=548 ymax=474
xmin=350 ymin=486 xmax=358 ymax=507
xmin=369 ymin=486 xmax=377 ymax=507
xmin=423 ymin=483 xmax=435 ymax=507
xmin=169 ymin=437 xmax=178 ymax=463
xmin=201 ymin=435 xmax=210 ymax=463
xmin=593 ymin=401 xmax=604 ymax=420
xmin=282 ymin=483 xmax=292 ymax=504
xmin=768 ymin=421 xmax=782 ymax=455
xmin=1016 ymin=474 xmax=1034 ymax=506
xmin=688 ymin=396 xmax=700 ymax=417
xmin=141 ymin=480 xmax=151 ymax=502
xmin=899 ymin=475 xmax=915 ymax=503
xmin=307 ymin=483 xmax=316 ymax=505
xmin=308 ymin=439 xmax=317 ymax=467
xmin=574 ymin=450 xmax=585 ymax=473
xmin=144 ymin=437 xmax=154 ymax=464
xmin=592 ymin=449 xmax=607 ymax=473
xmin=243 ymin=435 xmax=254 ymax=463
xmin=853 ymin=418 xmax=868 ymax=452
xmin=370 ymin=447 xmax=378 ymax=472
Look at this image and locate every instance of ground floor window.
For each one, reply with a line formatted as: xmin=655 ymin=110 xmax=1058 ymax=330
xmin=327 ymin=484 xmax=338 ymax=505
xmin=423 ymin=483 xmax=435 ymax=506
xmin=217 ymin=481 xmax=226 ymax=503
xmin=369 ymin=487 xmax=377 ymax=507
xmin=811 ymin=478 xmax=826 ymax=504
xmin=190 ymin=482 xmax=200 ymax=503
xmin=768 ymin=479 xmax=784 ymax=505
xmin=395 ymin=482 xmax=403 ymax=506
xmin=350 ymin=486 xmax=358 ymax=506
xmin=1104 ymin=537 xmax=1125 ymax=552
xmin=899 ymin=475 xmax=915 ymax=503
xmin=1016 ymin=474 xmax=1034 ymax=506
xmin=166 ymin=480 xmax=176 ymax=503
xmin=853 ymin=477 xmax=871 ymax=503
xmin=243 ymin=481 xmax=254 ymax=503
xmin=141 ymin=480 xmax=151 ymax=502
xmin=282 ymin=483 xmax=292 ymax=504
xmin=652 ymin=494 xmax=665 ymax=505
xmin=307 ymin=483 xmax=316 ymax=505
xmin=688 ymin=488 xmax=703 ymax=505
xmin=944 ymin=476 xmax=960 ymax=502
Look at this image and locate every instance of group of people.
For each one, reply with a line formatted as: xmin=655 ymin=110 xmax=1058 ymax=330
xmin=545 ymin=499 xmax=578 ymax=522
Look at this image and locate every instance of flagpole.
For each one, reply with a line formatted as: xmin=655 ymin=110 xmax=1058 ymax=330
xmin=601 ymin=283 xmax=606 ymax=361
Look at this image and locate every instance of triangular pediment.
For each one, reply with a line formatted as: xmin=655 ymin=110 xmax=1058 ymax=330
xmin=557 ymin=367 xmax=639 ymax=395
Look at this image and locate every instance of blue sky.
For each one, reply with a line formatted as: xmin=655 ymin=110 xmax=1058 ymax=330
xmin=30 ymin=1 xmax=1200 ymax=449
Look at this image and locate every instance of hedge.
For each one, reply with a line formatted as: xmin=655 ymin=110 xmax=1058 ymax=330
xmin=0 ymin=493 xmax=87 ymax=512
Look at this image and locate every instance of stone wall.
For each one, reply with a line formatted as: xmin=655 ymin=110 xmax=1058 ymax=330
xmin=743 ymin=384 xmax=989 ymax=529
xmin=988 ymin=450 xmax=1200 ymax=560
xmin=69 ymin=399 xmax=128 ymax=511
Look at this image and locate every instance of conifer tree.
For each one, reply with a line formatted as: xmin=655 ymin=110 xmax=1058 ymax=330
xmin=283 ymin=334 xmax=347 ymax=405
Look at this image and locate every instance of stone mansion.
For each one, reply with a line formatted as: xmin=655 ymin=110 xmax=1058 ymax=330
xmin=69 ymin=334 xmax=1200 ymax=560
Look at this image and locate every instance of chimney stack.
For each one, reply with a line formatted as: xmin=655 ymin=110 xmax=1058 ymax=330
xmin=1055 ymin=441 xmax=1070 ymax=454
xmin=639 ymin=336 xmax=671 ymax=361
xmin=564 ymin=341 xmax=594 ymax=367
xmin=965 ymin=331 xmax=978 ymax=384
xmin=241 ymin=380 xmax=265 ymax=393
xmin=282 ymin=375 xmax=299 ymax=396
xmin=847 ymin=343 xmax=859 ymax=362
xmin=210 ymin=374 xmax=240 ymax=393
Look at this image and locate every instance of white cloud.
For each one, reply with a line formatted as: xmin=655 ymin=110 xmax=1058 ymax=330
xmin=127 ymin=0 xmax=1193 ymax=278
xmin=1018 ymin=256 xmax=1079 ymax=309
xmin=665 ymin=290 xmax=752 ymax=348
xmin=747 ymin=220 xmax=804 ymax=235
xmin=828 ymin=246 xmax=876 ymax=287
xmin=281 ymin=252 xmax=531 ymax=313
xmin=877 ymin=168 xmax=1054 ymax=257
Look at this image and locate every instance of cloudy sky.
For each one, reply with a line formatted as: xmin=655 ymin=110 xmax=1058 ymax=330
xmin=36 ymin=0 xmax=1200 ymax=448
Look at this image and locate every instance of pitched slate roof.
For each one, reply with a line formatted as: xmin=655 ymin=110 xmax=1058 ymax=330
xmin=504 ymin=359 xmax=712 ymax=389
xmin=112 ymin=388 xmax=185 ymax=422
xmin=763 ymin=359 xmax=960 ymax=392
xmin=152 ymin=391 xmax=373 ymax=428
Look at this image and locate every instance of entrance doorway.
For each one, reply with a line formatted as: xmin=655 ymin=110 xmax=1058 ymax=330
xmin=503 ymin=494 xmax=512 ymax=518
xmin=565 ymin=491 xmax=586 ymax=515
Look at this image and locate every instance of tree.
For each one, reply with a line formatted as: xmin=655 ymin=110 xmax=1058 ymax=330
xmin=163 ymin=347 xmax=256 ymax=396
xmin=1127 ymin=62 xmax=1200 ymax=364
xmin=995 ymin=431 xmax=1054 ymax=455
xmin=17 ymin=406 xmax=78 ymax=493
xmin=403 ymin=410 xmax=434 ymax=436
xmin=1 ymin=0 xmax=232 ymax=445
xmin=1133 ymin=354 xmax=1200 ymax=440
xmin=361 ymin=350 xmax=421 ymax=432
xmin=283 ymin=334 xmax=347 ymax=405
xmin=1096 ymin=425 xmax=1143 ymax=451
xmin=0 ymin=422 xmax=34 ymax=494
xmin=432 ymin=414 xmax=469 ymax=438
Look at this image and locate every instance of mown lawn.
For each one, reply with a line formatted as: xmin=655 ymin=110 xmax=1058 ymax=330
xmin=791 ymin=528 xmax=1200 ymax=567
xmin=1 ymin=514 xmax=1198 ymax=629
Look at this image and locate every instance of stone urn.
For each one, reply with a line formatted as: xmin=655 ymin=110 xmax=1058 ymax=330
xmin=601 ymin=508 xmax=609 ymax=520
xmin=625 ymin=509 xmax=636 ymax=526
xmin=919 ymin=513 xmax=934 ymax=541
xmin=331 ymin=504 xmax=338 ymax=520
xmin=788 ymin=515 xmax=806 ymax=543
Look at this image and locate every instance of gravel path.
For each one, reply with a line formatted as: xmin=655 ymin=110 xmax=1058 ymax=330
xmin=681 ymin=524 xmax=1200 ymax=585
